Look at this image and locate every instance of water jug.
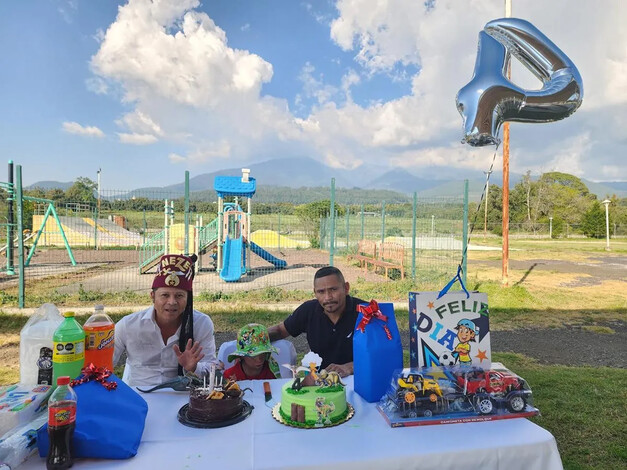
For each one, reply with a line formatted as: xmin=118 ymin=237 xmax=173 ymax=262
xmin=20 ymin=303 xmax=63 ymax=385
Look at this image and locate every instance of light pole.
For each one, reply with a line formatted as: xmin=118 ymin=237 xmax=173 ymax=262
xmin=549 ymin=216 xmax=553 ymax=239
xmin=602 ymin=199 xmax=611 ymax=251
xmin=484 ymin=170 xmax=492 ymax=237
xmin=97 ymin=168 xmax=101 ymax=214
xmin=431 ymin=215 xmax=435 ymax=237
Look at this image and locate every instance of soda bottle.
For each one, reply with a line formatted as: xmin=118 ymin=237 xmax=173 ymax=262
xmin=47 ymin=376 xmax=77 ymax=470
xmin=83 ymin=304 xmax=115 ymax=371
xmin=52 ymin=312 xmax=85 ymax=383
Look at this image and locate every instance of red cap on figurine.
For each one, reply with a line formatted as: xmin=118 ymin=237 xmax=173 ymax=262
xmin=151 ymin=254 xmax=196 ymax=292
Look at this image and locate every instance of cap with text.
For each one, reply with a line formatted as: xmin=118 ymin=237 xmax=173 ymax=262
xmin=152 ymin=254 xmax=196 ymax=291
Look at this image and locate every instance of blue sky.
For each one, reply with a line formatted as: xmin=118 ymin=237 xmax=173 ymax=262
xmin=1 ymin=0 xmax=625 ymax=190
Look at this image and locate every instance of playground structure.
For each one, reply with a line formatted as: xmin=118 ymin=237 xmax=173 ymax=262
xmin=214 ymin=169 xmax=286 ymax=282
xmin=1 ymin=160 xmax=474 ymax=311
xmin=31 ymin=212 xmax=142 ymax=249
xmin=138 ymin=199 xmax=219 ymax=274
xmin=138 ymin=169 xmax=286 ymax=282
xmin=2 ymin=162 xmax=77 ymax=274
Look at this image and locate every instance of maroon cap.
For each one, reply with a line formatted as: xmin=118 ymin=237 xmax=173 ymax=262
xmin=152 ymin=254 xmax=195 ymax=291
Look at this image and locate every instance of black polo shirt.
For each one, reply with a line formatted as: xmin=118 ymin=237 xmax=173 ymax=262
xmin=283 ymin=295 xmax=365 ymax=369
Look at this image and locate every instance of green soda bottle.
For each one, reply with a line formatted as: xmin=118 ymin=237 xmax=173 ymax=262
xmin=52 ymin=312 xmax=85 ymax=383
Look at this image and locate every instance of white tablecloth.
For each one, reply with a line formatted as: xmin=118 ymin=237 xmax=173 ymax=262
xmin=21 ymin=377 xmax=563 ymax=470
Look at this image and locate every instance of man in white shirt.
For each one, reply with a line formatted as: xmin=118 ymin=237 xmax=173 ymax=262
xmin=114 ymin=254 xmax=217 ymax=386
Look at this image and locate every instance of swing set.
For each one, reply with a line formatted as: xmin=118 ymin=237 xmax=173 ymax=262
xmin=1 ymin=161 xmax=76 ymax=307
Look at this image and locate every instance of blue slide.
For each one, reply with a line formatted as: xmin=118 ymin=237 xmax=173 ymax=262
xmin=250 ymin=241 xmax=287 ymax=268
xmin=220 ymin=236 xmax=245 ymax=282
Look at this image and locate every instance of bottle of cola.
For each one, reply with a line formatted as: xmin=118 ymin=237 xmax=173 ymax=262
xmin=46 ymin=376 xmax=77 ymax=470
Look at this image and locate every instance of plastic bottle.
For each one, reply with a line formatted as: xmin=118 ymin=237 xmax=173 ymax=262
xmin=83 ymin=305 xmax=115 ymax=371
xmin=46 ymin=376 xmax=77 ymax=470
xmin=0 ymin=413 xmax=47 ymax=469
xmin=19 ymin=303 xmax=63 ymax=385
xmin=52 ymin=312 xmax=85 ymax=383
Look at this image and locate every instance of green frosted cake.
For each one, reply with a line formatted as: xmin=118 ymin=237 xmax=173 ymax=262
xmin=278 ymin=380 xmax=349 ymax=428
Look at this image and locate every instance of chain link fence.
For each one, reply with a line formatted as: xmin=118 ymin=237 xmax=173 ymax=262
xmin=3 ymin=169 xmax=624 ymax=307
xmin=1 ymin=178 xmax=470 ymax=305
xmin=319 ymin=197 xmax=467 ymax=283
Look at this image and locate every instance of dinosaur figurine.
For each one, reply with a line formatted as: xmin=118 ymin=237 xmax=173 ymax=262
xmin=136 ymin=373 xmax=203 ymax=393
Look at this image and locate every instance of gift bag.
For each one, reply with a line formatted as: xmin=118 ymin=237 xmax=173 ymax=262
xmin=37 ymin=372 xmax=147 ymax=460
xmin=353 ymin=301 xmax=403 ymax=403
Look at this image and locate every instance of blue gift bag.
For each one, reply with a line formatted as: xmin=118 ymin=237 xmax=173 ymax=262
xmin=37 ymin=374 xmax=148 ymax=459
xmin=353 ymin=301 xmax=403 ymax=403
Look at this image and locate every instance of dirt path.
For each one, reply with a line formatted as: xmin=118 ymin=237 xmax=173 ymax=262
xmin=471 ymin=255 xmax=627 ymax=287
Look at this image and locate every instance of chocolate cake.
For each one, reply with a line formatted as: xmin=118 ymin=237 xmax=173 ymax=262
xmin=187 ymin=380 xmax=244 ymax=422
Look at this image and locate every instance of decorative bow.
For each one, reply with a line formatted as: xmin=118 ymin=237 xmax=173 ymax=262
xmin=357 ymin=300 xmax=392 ymax=340
xmin=71 ymin=363 xmax=118 ymax=391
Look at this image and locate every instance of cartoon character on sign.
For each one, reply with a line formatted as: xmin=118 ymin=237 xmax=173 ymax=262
xmin=453 ymin=319 xmax=478 ymax=367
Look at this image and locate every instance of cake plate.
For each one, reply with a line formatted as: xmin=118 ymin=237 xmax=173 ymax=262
xmin=177 ymin=400 xmax=253 ymax=429
xmin=271 ymin=402 xmax=354 ymax=429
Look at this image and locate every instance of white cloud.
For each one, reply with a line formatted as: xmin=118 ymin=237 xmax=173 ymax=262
xmin=116 ymin=111 xmax=163 ymax=137
xmin=57 ymin=0 xmax=78 ymax=24
xmin=91 ymin=0 xmax=274 ymax=107
xmin=168 ymin=152 xmax=186 ymax=163
xmin=62 ymin=121 xmax=105 ymax=138
xmin=330 ymin=0 xmax=425 ymax=73
xmin=88 ymin=0 xmax=626 ymax=181
xmin=118 ymin=133 xmax=158 ymax=145
xmin=85 ymin=77 xmax=108 ymax=95
xmin=167 ymin=141 xmax=231 ymax=164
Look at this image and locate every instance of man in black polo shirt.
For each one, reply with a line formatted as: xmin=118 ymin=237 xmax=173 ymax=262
xmin=268 ymin=266 xmax=364 ymax=377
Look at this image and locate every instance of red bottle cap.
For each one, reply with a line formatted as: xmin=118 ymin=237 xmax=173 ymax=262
xmin=57 ymin=376 xmax=71 ymax=386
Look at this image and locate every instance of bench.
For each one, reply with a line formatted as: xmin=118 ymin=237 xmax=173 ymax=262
xmin=374 ymin=241 xmax=405 ymax=279
xmin=348 ymin=239 xmax=377 ymax=272
xmin=349 ymin=239 xmax=405 ymax=280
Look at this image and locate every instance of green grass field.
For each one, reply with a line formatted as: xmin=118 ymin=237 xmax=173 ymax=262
xmin=0 ymin=239 xmax=625 ymax=468
xmin=1 ymin=311 xmax=624 ymax=469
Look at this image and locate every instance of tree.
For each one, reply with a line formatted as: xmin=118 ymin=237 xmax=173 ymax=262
xmin=46 ymin=188 xmax=66 ymax=204
xmin=294 ymin=200 xmax=344 ymax=248
xmin=581 ymin=201 xmax=606 ymax=238
xmin=540 ymin=172 xmax=590 ymax=196
xmin=65 ymin=177 xmax=97 ymax=204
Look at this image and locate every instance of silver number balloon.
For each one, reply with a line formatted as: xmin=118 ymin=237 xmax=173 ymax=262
xmin=456 ymin=18 xmax=583 ymax=147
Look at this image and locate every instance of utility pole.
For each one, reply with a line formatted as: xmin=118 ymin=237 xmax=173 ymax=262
xmin=96 ymin=168 xmax=101 ymax=250
xmin=549 ymin=217 xmax=553 ymax=239
xmin=602 ymin=199 xmax=611 ymax=251
xmin=483 ymin=170 xmax=492 ymax=237
xmin=97 ymin=168 xmax=101 ymax=216
xmin=502 ymin=0 xmax=512 ymax=287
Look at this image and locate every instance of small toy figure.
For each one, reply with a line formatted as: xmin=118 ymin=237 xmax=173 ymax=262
xmin=316 ymin=369 xmax=345 ymax=387
xmin=314 ymin=397 xmax=335 ymax=427
xmin=453 ymin=319 xmax=479 ymax=367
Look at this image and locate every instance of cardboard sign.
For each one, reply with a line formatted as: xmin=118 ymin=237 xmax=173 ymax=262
xmin=409 ymin=291 xmax=491 ymax=369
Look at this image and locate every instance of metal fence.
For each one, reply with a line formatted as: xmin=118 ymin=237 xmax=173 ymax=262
xmin=1 ymin=170 xmax=471 ymax=306
xmin=5 ymin=165 xmax=623 ymax=308
xmin=319 ymin=196 xmax=468 ymax=283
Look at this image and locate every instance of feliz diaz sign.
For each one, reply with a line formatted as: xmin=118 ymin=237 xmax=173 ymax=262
xmin=409 ymin=291 xmax=491 ymax=369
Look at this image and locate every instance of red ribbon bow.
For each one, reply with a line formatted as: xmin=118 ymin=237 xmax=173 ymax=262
xmin=71 ymin=363 xmax=118 ymax=391
xmin=357 ymin=300 xmax=392 ymax=340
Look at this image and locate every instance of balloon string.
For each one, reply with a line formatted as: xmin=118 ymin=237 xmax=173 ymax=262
xmin=459 ymin=149 xmax=499 ymax=272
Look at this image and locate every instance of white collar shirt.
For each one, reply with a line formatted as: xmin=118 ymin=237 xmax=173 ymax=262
xmin=113 ymin=306 xmax=217 ymax=387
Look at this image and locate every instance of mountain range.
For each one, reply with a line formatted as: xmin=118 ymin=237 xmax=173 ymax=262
xmin=26 ymin=157 xmax=626 ymax=202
